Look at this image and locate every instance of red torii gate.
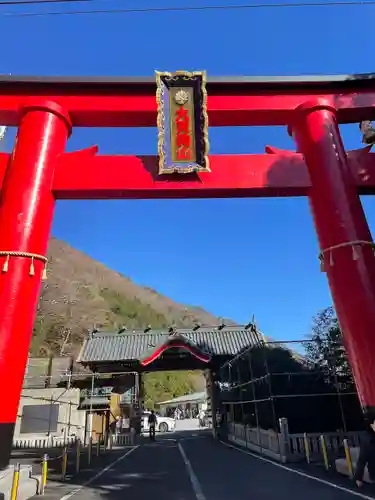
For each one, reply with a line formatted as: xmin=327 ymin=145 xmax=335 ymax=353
xmin=0 ymin=73 xmax=375 ymax=467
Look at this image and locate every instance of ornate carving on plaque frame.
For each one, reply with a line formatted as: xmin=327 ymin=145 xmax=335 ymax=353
xmin=156 ymin=70 xmax=210 ymax=175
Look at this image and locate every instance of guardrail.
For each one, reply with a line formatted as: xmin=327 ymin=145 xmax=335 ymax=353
xmin=110 ymin=432 xmax=135 ymax=447
xmin=10 ymin=432 xmax=137 ymax=500
xmin=288 ymin=431 xmax=362 ymax=462
xmin=229 ymin=422 xmax=284 ymax=461
xmin=13 ymin=436 xmax=78 ymax=449
xmin=227 ymin=421 xmax=363 ymax=465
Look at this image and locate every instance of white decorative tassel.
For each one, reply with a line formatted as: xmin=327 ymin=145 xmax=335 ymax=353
xmin=2 ymin=254 xmax=9 ymax=273
xmin=29 ymin=257 xmax=35 ymax=277
xmin=319 ymin=256 xmax=325 ymax=273
xmin=329 ymin=251 xmax=334 ymax=267
xmin=352 ymin=245 xmax=359 ymax=261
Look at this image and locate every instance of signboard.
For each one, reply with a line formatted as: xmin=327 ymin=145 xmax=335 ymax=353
xmin=80 ymin=386 xmax=113 ymax=399
xmin=20 ymin=404 xmax=59 ymax=434
xmin=156 ymin=70 xmax=210 ymax=175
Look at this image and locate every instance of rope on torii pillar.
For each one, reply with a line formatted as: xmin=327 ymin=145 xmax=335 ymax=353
xmin=0 ymin=251 xmax=48 ymax=279
xmin=0 ymin=129 xmax=50 ymax=278
xmin=319 ymin=240 xmax=375 ymax=272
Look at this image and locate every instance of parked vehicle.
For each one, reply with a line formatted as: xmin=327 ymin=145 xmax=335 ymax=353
xmin=142 ymin=411 xmax=176 ymax=433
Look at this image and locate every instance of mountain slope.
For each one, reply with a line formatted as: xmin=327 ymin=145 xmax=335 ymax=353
xmin=32 ymin=237 xmax=231 ymax=356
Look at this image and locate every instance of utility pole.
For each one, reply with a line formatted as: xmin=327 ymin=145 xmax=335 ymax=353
xmin=60 ymin=300 xmax=74 ymax=356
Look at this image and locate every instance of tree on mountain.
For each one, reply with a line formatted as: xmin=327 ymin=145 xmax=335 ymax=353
xmin=143 ymin=371 xmax=199 ymax=410
xmin=304 ymin=307 xmax=355 ymax=392
xmin=303 ymin=307 xmax=364 ymax=432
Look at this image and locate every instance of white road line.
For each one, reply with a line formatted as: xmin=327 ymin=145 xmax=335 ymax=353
xmin=59 ymin=445 xmax=139 ymax=500
xmin=220 ymin=440 xmax=375 ymax=500
xmin=178 ymin=442 xmax=207 ymax=500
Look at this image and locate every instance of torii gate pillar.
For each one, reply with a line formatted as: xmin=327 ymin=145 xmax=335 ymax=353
xmin=290 ymin=99 xmax=375 ymax=416
xmin=0 ymin=101 xmax=71 ymax=469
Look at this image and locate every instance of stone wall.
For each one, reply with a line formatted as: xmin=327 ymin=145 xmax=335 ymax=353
xmin=14 ymin=387 xmax=85 ymax=444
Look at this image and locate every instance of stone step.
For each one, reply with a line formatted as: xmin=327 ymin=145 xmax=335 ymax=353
xmin=335 ymin=447 xmax=372 ymax=483
xmin=0 ymin=465 xmax=40 ymax=500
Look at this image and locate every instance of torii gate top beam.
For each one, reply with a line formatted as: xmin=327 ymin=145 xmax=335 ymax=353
xmin=0 ymin=73 xmax=374 ymax=127
xmin=0 ymin=72 xmax=375 ymax=200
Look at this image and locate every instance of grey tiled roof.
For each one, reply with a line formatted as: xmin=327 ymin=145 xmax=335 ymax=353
xmin=77 ymin=326 xmax=264 ymax=364
xmin=157 ymin=391 xmax=207 ymax=405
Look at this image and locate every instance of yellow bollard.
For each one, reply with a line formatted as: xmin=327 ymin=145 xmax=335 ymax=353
xmin=303 ymin=433 xmax=311 ymax=464
xmin=88 ymin=437 xmax=92 ymax=466
xmin=343 ymin=439 xmax=354 ymax=478
xmin=320 ymin=435 xmax=329 ymax=471
xmin=11 ymin=463 xmax=20 ymax=500
xmin=76 ymin=440 xmax=81 ymax=474
xmin=61 ymin=447 xmax=68 ymax=481
xmin=40 ymin=454 xmax=48 ymax=495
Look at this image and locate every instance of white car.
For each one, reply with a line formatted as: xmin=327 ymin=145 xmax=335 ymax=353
xmin=142 ymin=411 xmax=176 ymax=433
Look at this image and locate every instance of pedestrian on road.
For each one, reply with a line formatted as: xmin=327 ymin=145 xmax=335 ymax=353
xmin=115 ymin=416 xmax=121 ymax=435
xmin=199 ymin=409 xmax=206 ymax=428
xmin=148 ymin=410 xmax=157 ymax=441
xmin=217 ymin=410 xmax=227 ymax=440
xmin=354 ymin=414 xmax=375 ymax=487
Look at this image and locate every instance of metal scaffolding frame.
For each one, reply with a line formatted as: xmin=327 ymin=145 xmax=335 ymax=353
xmin=217 ymin=338 xmax=363 ymax=434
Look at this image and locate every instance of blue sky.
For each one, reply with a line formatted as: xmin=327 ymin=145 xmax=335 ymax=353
xmin=1 ymin=0 xmax=374 ymax=340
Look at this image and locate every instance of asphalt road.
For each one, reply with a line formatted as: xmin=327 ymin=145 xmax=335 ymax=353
xmin=32 ymin=431 xmax=375 ymax=500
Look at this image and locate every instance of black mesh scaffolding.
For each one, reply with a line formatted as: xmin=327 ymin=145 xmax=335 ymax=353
xmin=217 ymin=337 xmax=364 ymax=435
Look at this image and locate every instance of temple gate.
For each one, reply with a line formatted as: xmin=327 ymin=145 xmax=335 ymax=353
xmin=0 ymin=72 xmax=375 ymax=468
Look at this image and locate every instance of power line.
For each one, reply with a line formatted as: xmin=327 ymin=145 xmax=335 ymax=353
xmin=1 ymin=0 xmax=375 ymax=17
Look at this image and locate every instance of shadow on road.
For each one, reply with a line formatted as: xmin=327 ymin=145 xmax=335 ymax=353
xmin=13 ymin=430 xmax=375 ymax=500
xmin=10 ymin=428 xmax=210 ymax=500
